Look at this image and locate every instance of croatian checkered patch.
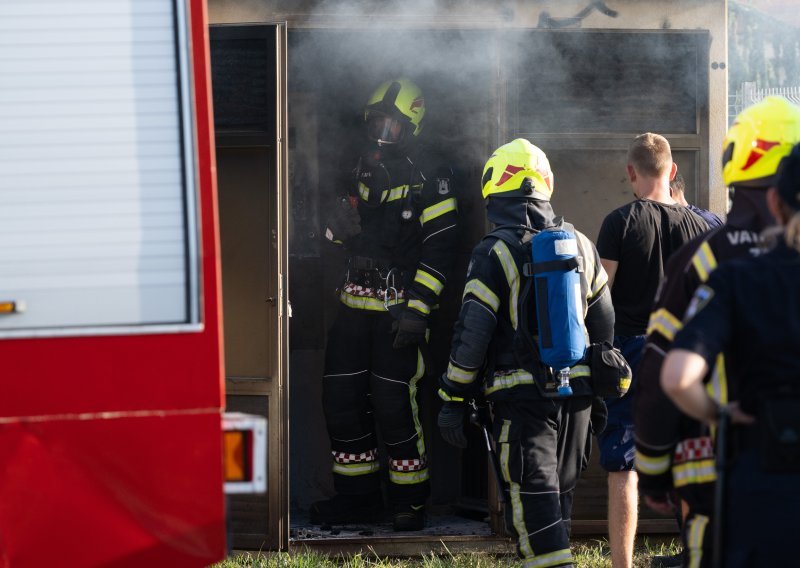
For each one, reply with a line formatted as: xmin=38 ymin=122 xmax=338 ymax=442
xmin=343 ymin=282 xmax=377 ymax=297
xmin=390 ymin=457 xmax=427 ymax=472
xmin=333 ymin=449 xmax=377 ymax=464
xmin=674 ymin=436 xmax=714 ymax=464
xmin=342 ymin=282 xmax=407 ymax=300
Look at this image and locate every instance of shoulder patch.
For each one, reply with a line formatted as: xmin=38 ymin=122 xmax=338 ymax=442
xmin=437 ymin=178 xmax=450 ymax=195
xmin=685 ymin=284 xmax=714 ymax=320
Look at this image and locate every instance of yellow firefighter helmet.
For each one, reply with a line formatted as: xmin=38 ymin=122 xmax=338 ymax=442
xmin=481 ymin=138 xmax=554 ymax=200
xmin=723 ymin=96 xmax=800 ymax=188
xmin=364 ymin=78 xmax=425 ymax=145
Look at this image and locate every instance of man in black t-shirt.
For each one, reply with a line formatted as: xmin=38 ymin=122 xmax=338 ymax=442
xmin=596 ymin=133 xmax=707 ymax=568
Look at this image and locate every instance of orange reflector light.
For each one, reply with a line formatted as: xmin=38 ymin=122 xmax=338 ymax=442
xmin=222 ymin=412 xmax=267 ymax=494
xmin=0 ymin=300 xmax=25 ymax=314
xmin=223 ymin=430 xmax=249 ymax=482
xmin=0 ymin=303 xmax=14 ymax=314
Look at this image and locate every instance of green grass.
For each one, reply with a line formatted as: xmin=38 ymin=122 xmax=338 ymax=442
xmin=216 ymin=537 xmax=681 ymax=567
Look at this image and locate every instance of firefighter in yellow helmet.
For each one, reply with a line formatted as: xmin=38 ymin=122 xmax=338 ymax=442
xmin=311 ymin=78 xmax=459 ymax=531
xmin=364 ymin=78 xmax=426 ymax=148
xmin=438 ymin=139 xmax=619 ymax=567
xmin=635 ymin=96 xmax=800 ymax=567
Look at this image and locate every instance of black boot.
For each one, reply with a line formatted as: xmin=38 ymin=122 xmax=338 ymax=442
xmin=309 ymin=492 xmax=384 ymax=525
xmin=392 ymin=504 xmax=425 ymax=531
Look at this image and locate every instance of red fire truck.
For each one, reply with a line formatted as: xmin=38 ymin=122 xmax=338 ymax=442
xmin=0 ymin=1 xmax=267 ymax=566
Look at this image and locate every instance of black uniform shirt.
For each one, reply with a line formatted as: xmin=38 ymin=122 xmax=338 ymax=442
xmin=597 ymin=199 xmax=708 ymax=335
xmin=673 ymin=240 xmax=800 ymax=415
xmin=633 ymin=224 xmax=764 ymax=493
xmin=339 ymin=146 xmax=459 ymax=315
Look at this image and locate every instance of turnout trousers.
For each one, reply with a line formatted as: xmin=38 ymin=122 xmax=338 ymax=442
xmin=492 ymin=396 xmax=592 ymax=568
xmin=322 ymin=305 xmax=430 ymax=506
xmin=674 ymin=437 xmax=716 ymax=568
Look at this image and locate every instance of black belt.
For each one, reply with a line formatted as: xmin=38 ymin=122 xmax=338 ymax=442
xmin=349 ymin=255 xmax=392 ymax=272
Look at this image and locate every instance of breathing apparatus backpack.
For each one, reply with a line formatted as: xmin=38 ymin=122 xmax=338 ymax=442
xmin=489 ymin=220 xmax=588 ymax=398
xmin=528 ymin=224 xmax=586 ymax=395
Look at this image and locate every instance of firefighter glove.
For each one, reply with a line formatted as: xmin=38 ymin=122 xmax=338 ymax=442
xmin=590 ymin=396 xmax=608 ymax=435
xmin=391 ymin=308 xmax=428 ymax=349
xmin=437 ymin=401 xmax=468 ymax=449
xmin=324 ymin=197 xmax=361 ymax=244
xmin=642 ymin=490 xmax=678 ymax=516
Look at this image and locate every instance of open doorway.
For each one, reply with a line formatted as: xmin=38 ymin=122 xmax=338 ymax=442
xmin=285 ymin=28 xmax=501 ymax=547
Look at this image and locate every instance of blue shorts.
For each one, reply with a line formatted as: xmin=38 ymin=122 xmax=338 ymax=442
xmin=597 ymin=334 xmax=645 ymax=472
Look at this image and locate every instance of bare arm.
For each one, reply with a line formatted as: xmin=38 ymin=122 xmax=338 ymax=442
xmin=600 ymin=258 xmax=618 ymax=289
xmin=662 ymin=349 xmax=754 ymax=425
xmin=659 ymin=348 xmax=719 ymax=425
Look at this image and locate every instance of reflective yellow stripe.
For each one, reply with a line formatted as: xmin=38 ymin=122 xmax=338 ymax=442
xmin=647 ymin=307 xmax=683 ymax=340
xmin=577 ymin=233 xmax=607 ymax=300
xmin=591 ymin=275 xmax=608 ymax=299
xmin=672 ymin=459 xmax=716 ymax=488
xmin=463 ymin=279 xmax=500 ymax=312
xmin=590 ymin=268 xmax=608 ymax=299
xmin=485 ymin=366 xmax=597 ymax=395
xmin=498 ymin=419 xmax=533 ymax=558
xmin=485 ymin=370 xmax=535 ymax=395
xmin=691 ymin=241 xmax=718 ymax=282
xmin=510 ymin=479 xmax=532 ymax=557
xmin=635 ymin=450 xmax=671 ymax=476
xmin=359 ymin=184 xmax=407 ymax=203
xmin=408 ymin=299 xmax=430 ymax=315
xmin=492 ymin=240 xmax=520 ymax=329
xmin=339 ymin=290 xmax=406 ymax=311
xmin=524 ymin=549 xmax=574 ymax=568
xmin=687 ymin=514 xmax=709 ymax=568
xmin=358 ymin=181 xmax=370 ymax=201
xmin=414 ymin=269 xmax=444 ymax=295
xmin=447 ymin=362 xmax=478 ymax=385
xmin=333 ymin=462 xmax=380 ymax=476
xmin=386 ymin=184 xmax=409 ymax=202
xmin=420 ymin=197 xmax=457 ymax=225
xmin=486 ymin=365 xmax=591 ymax=395
xmin=438 ymin=388 xmax=464 ymax=403
xmin=389 ymin=468 xmax=430 ymax=485
xmin=707 ymin=353 xmax=728 ymax=441
xmin=707 ymin=353 xmax=728 ymax=405
xmin=570 ymin=364 xmax=591 ymax=378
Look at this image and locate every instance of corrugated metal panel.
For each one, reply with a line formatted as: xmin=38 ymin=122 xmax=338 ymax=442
xmin=0 ymin=0 xmax=197 ymax=334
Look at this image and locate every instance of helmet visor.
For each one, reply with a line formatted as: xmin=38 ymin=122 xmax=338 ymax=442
xmin=366 ymin=112 xmax=406 ymax=145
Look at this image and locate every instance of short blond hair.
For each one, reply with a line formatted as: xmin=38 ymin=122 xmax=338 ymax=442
xmin=628 ymin=133 xmax=672 ymax=177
